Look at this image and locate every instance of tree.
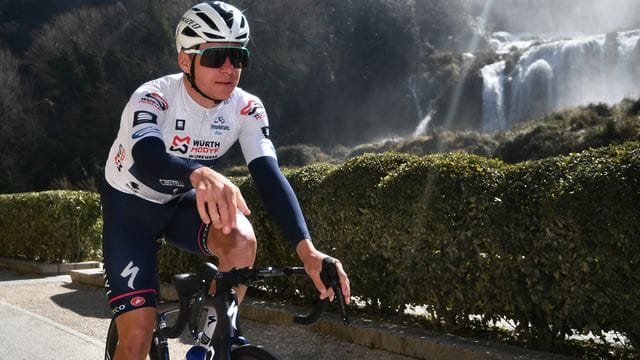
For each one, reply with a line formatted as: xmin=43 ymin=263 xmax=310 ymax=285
xmin=0 ymin=47 xmax=44 ymax=192
xmin=20 ymin=0 xmax=182 ymax=190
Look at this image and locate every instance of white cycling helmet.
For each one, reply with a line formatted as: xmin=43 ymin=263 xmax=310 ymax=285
xmin=175 ymin=1 xmax=250 ymax=53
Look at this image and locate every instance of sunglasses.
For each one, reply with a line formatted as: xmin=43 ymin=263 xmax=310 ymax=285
xmin=183 ymin=46 xmax=250 ymax=69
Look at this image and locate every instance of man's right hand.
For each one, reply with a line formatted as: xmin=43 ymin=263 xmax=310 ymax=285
xmin=190 ymin=167 xmax=251 ymax=234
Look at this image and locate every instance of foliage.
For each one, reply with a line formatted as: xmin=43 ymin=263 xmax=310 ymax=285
xmin=0 ymin=48 xmax=43 ymax=192
xmin=494 ymin=102 xmax=640 ymax=163
xmin=245 ymin=143 xmax=640 ymax=357
xmin=345 ymin=100 xmax=640 ymax=166
xmin=276 ymin=144 xmax=332 ymax=168
xmin=0 ymin=191 xmax=102 ymax=262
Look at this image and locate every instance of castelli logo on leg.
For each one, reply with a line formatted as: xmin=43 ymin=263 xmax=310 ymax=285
xmin=131 ymin=296 xmax=146 ymax=307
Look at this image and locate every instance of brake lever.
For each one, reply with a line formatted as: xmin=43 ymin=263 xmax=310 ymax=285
xmin=321 ymin=258 xmax=350 ymax=326
xmin=293 ymin=257 xmax=350 ymax=326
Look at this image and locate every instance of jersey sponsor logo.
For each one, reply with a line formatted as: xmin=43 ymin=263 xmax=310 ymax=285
xmin=175 ymin=119 xmax=186 ymax=130
xmin=127 ymin=182 xmax=140 ymax=193
xmin=159 ymin=179 xmax=185 ymax=188
xmin=190 ymin=140 xmax=221 ymax=158
xmin=132 ymin=127 xmax=162 ymax=139
xmin=240 ymin=100 xmax=266 ymax=120
xmin=169 ymin=135 xmax=191 ymax=154
xmin=210 ymin=116 xmax=230 ymax=133
xmin=139 ymin=92 xmax=168 ymax=111
xmin=168 ymin=136 xmax=221 ymax=159
xmin=261 ymin=126 xmax=270 ymax=139
xmin=130 ymin=296 xmax=146 ymax=307
xmin=114 ymin=144 xmax=126 ymax=172
xmin=133 ymin=111 xmax=158 ymax=127
xmin=120 ymin=261 xmax=140 ymax=290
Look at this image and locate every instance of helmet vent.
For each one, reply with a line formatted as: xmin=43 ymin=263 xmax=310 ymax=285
xmin=203 ymin=32 xmax=225 ymax=40
xmin=196 ymin=12 xmax=220 ymax=32
xmin=212 ymin=2 xmax=235 ymax=29
xmin=181 ymin=27 xmax=199 ymax=38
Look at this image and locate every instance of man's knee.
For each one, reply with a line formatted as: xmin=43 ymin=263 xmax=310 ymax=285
xmin=207 ymin=215 xmax=256 ymax=258
xmin=114 ymin=308 xmax=156 ymax=359
xmin=208 ymin=227 xmax=256 ymax=258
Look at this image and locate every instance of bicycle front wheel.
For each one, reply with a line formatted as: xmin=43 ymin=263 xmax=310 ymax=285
xmin=104 ymin=318 xmax=118 ymax=360
xmin=231 ymin=344 xmax=279 ymax=360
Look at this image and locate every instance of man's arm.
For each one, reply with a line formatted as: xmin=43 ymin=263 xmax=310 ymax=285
xmin=131 ymin=136 xmax=202 ymax=186
xmin=248 ymin=155 xmax=350 ymax=303
xmin=132 ymin=137 xmax=250 ymax=232
xmin=247 ymin=155 xmax=310 ymax=246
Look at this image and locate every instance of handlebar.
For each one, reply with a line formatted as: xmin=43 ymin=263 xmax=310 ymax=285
xmin=161 ymin=257 xmax=349 ymax=338
xmin=293 ymin=257 xmax=350 ymax=326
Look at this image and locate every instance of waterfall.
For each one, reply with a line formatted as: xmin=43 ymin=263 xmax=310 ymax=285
xmin=406 ymin=74 xmax=424 ymax=120
xmin=481 ymin=61 xmax=507 ymax=132
xmin=412 ymin=111 xmax=433 ymax=137
xmin=481 ymin=29 xmax=640 ymax=131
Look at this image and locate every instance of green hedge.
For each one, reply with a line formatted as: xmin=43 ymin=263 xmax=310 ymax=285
xmin=233 ymin=142 xmax=639 ymax=352
xmin=0 ymin=190 xmax=102 ymax=262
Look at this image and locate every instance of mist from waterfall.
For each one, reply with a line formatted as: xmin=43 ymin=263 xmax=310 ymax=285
xmin=471 ymin=0 xmax=640 ymax=37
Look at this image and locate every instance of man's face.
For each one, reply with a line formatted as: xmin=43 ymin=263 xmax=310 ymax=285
xmin=180 ymin=42 xmax=245 ymax=102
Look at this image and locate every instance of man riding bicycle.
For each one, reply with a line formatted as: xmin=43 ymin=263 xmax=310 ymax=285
xmin=100 ymin=2 xmax=351 ymax=358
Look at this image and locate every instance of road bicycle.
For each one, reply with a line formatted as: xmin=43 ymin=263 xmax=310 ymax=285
xmin=104 ymin=257 xmax=349 ymax=359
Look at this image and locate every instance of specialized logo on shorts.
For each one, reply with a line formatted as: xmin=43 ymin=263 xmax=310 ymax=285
xmin=130 ymin=296 xmax=146 ymax=307
xmin=240 ymin=100 xmax=266 ymax=120
xmin=120 ymin=261 xmax=140 ymax=290
xmin=139 ymin=92 xmax=168 ymax=111
xmin=104 ymin=275 xmax=111 ymax=297
xmin=169 ymin=135 xmax=191 ymax=154
xmin=114 ymin=144 xmax=126 ymax=172
xmin=133 ymin=111 xmax=158 ymax=127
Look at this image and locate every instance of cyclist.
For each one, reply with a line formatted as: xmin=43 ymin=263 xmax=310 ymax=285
xmin=100 ymin=2 xmax=351 ymax=359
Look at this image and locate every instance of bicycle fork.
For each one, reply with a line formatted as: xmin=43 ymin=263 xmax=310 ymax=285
xmin=153 ymin=312 xmax=171 ymax=360
xmin=206 ymin=284 xmax=247 ymax=360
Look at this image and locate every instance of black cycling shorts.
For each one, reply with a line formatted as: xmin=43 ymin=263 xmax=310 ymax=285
xmin=100 ymin=182 xmax=215 ymax=318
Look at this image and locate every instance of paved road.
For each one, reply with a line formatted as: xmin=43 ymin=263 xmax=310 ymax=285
xmin=0 ymin=299 xmax=104 ymax=359
xmin=0 ymin=269 xmax=414 ymax=359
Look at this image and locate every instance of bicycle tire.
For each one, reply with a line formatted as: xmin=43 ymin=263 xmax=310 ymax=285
xmin=104 ymin=318 xmax=118 ymax=360
xmin=103 ymin=316 xmax=164 ymax=360
xmin=231 ymin=344 xmax=279 ymax=360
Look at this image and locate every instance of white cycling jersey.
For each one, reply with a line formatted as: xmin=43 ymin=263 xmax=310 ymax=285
xmin=104 ymin=73 xmax=275 ymax=203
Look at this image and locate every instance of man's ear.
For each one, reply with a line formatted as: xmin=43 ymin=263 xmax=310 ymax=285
xmin=178 ymin=51 xmax=192 ymax=73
